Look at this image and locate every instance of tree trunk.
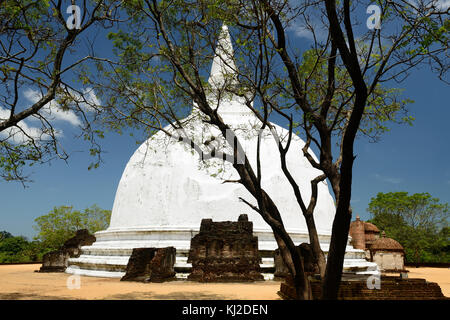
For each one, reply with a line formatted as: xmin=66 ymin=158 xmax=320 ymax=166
xmin=304 ymin=213 xmax=326 ymax=278
xmin=260 ymin=193 xmax=313 ymax=299
xmin=273 ymin=232 xmax=312 ymax=299
xmin=320 ymin=92 xmax=367 ymax=299
xmin=320 ymin=202 xmax=352 ymax=299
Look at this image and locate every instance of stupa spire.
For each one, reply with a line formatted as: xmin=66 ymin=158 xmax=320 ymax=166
xmin=208 ymin=24 xmax=238 ymax=90
xmin=201 ymin=23 xmax=253 ymax=117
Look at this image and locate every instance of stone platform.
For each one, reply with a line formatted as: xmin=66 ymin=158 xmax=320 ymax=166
xmin=278 ymin=276 xmax=448 ymax=300
xmin=66 ymin=227 xmax=379 ymax=279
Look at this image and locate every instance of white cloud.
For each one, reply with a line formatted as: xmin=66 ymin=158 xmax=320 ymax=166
xmin=81 ymin=87 xmax=101 ymax=110
xmin=373 ymin=173 xmax=403 ymax=184
xmin=288 ymin=15 xmax=328 ymax=42
xmin=405 ymin=0 xmax=449 ymax=13
xmin=430 ymin=0 xmax=450 ymax=10
xmin=0 ymin=87 xmax=100 ymax=145
xmin=0 ymin=106 xmax=58 ymax=144
xmin=24 ymin=88 xmax=82 ymax=127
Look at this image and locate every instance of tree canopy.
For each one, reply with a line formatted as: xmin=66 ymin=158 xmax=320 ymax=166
xmin=0 ymin=204 xmax=110 ymax=263
xmin=33 ymin=204 xmax=111 ymax=250
xmin=367 ymin=192 xmax=449 ymax=263
xmin=0 ymin=230 xmax=13 ymax=241
xmin=0 ymin=234 xmax=44 ymax=263
xmin=0 ymin=0 xmax=122 ymax=183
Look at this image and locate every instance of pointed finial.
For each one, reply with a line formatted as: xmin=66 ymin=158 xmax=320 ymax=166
xmin=203 ymin=23 xmax=254 ymax=117
xmin=208 ymin=23 xmax=238 ymax=89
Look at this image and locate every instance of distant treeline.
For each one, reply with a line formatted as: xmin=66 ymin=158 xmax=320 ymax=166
xmin=2 ymin=195 xmax=449 ymax=265
xmin=0 ymin=205 xmax=111 ymax=263
xmin=0 ymin=233 xmax=45 ymax=263
xmin=367 ymin=192 xmax=449 ymax=264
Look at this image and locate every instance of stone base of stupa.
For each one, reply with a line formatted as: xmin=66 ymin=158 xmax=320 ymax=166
xmin=66 ymin=227 xmax=379 ymax=280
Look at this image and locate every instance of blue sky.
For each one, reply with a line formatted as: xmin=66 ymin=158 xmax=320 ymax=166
xmin=351 ymin=69 xmax=450 ymax=219
xmin=1 ymin=7 xmax=449 ymax=240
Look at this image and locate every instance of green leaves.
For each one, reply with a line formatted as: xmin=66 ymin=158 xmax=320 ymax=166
xmin=295 ymin=49 xmax=414 ymax=141
xmin=33 ymin=205 xmax=111 ymax=250
xmin=0 ymin=236 xmax=29 ymax=255
xmin=0 ymin=0 xmax=110 ymax=183
xmin=0 ymin=229 xmax=47 ymax=263
xmin=0 ymin=231 xmax=13 ymax=241
xmin=0 ymin=141 xmax=42 ymax=181
xmin=367 ymin=191 xmax=449 ymax=263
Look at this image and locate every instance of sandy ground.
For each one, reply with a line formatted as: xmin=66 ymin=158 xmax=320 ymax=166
xmin=0 ymin=264 xmax=281 ymax=300
xmin=0 ymin=264 xmax=448 ymax=299
xmin=405 ymin=267 xmax=450 ymax=297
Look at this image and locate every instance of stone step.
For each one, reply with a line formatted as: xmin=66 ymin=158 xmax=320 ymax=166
xmin=68 ymin=254 xmax=378 ymax=277
xmin=173 ymin=273 xmax=276 ymax=281
xmin=69 ymin=260 xmax=126 ymax=272
xmin=65 ymin=266 xmax=126 ymax=278
xmin=70 ymin=255 xmax=275 ymax=270
xmin=343 ymin=259 xmax=373 ymax=265
xmin=81 ymin=247 xmax=191 ymax=257
xmin=69 ymin=255 xmax=130 ymax=266
xmin=173 ymin=256 xmax=275 ymax=272
xmin=80 ymin=247 xmax=367 ymax=260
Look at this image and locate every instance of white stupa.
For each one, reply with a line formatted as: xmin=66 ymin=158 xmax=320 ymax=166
xmin=67 ymin=25 xmax=378 ymax=278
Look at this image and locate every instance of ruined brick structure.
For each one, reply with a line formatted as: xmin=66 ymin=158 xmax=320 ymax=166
xmin=121 ymin=247 xmax=176 ymax=282
xmin=187 ymin=214 xmax=264 ymax=282
xmin=279 ymin=276 xmax=447 ymax=300
xmin=39 ymin=229 xmax=96 ymax=272
xmin=274 ymin=243 xmax=319 ymax=278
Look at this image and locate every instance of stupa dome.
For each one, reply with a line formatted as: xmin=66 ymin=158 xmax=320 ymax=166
xmin=108 ymin=24 xmax=336 ymax=237
xmin=108 ymin=108 xmax=336 ymax=235
xmin=66 ymin=24 xmax=379 ymax=278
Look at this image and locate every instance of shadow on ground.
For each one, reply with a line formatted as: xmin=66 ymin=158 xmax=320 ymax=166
xmin=0 ymin=292 xmax=77 ymax=300
xmin=0 ymin=291 xmax=230 ymax=300
xmin=105 ymin=291 xmax=230 ymax=300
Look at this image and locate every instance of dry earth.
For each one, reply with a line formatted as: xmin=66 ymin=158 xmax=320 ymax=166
xmin=405 ymin=267 xmax=450 ymax=297
xmin=0 ymin=264 xmax=448 ymax=299
xmin=0 ymin=264 xmax=281 ymax=300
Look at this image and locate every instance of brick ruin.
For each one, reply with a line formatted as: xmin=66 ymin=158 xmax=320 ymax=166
xmin=39 ymin=229 xmax=96 ymax=272
xmin=121 ymin=247 xmax=176 ymax=282
xmin=279 ymin=276 xmax=447 ymax=300
xmin=274 ymin=243 xmax=319 ymax=278
xmin=187 ymin=214 xmax=264 ymax=282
